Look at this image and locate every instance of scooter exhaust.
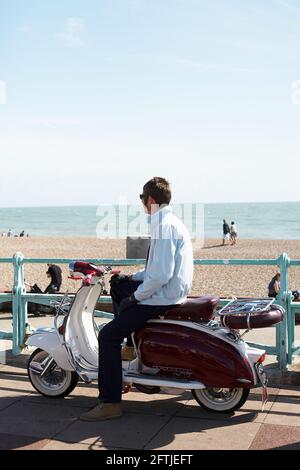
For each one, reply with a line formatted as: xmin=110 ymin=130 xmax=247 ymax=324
xmin=123 ymin=372 xmax=206 ymax=390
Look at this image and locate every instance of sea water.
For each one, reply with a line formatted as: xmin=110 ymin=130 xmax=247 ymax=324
xmin=0 ymin=202 xmax=299 ymax=239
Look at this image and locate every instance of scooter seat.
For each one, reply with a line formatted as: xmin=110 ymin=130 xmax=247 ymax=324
xmin=160 ymin=296 xmax=219 ymax=322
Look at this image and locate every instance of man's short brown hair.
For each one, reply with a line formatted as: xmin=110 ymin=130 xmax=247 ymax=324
xmin=142 ymin=177 xmax=172 ymax=205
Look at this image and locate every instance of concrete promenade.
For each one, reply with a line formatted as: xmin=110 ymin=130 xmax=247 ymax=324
xmin=0 ymin=314 xmax=300 ymax=450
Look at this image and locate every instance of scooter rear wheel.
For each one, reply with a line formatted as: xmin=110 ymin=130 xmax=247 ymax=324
xmin=192 ymin=387 xmax=249 ymax=413
xmin=28 ymin=348 xmax=78 ymax=398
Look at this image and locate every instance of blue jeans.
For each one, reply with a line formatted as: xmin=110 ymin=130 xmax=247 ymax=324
xmin=98 ymin=302 xmax=175 ymax=403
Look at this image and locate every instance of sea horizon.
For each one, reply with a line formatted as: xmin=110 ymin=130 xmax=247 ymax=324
xmin=0 ymin=201 xmax=300 ymax=240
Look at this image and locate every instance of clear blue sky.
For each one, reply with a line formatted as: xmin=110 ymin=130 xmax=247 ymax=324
xmin=0 ymin=0 xmax=300 ymax=206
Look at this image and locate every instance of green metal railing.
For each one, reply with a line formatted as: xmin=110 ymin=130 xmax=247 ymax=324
xmin=0 ymin=252 xmax=299 ymax=370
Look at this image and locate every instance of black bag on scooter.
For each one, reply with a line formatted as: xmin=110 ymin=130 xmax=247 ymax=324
xmin=27 ymin=284 xmax=43 ymax=314
xmin=109 ymin=275 xmax=142 ymax=314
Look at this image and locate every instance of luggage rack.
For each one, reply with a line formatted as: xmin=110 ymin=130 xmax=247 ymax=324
xmin=217 ymin=298 xmax=284 ymax=334
xmin=219 ymin=298 xmax=275 ymax=316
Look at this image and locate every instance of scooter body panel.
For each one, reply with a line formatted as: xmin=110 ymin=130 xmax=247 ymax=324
xmin=25 ymin=266 xmax=279 ymax=410
xmin=26 ymin=331 xmax=75 ymax=371
xmin=135 ymin=321 xmax=255 ymax=388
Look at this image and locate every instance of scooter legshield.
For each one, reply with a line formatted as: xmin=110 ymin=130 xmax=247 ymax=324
xmin=135 ymin=322 xmax=255 ymax=388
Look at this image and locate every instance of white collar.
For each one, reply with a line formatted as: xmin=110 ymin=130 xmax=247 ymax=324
xmin=149 ymin=205 xmax=172 ymax=228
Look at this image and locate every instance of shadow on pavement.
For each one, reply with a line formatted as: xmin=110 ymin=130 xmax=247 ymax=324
xmin=0 ymin=368 xmax=262 ymax=450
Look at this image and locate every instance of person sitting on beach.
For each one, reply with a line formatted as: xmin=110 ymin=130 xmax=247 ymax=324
xmin=25 ymin=266 xmax=62 ymax=316
xmin=7 ymin=229 xmax=13 ymax=237
xmin=222 ymin=219 xmax=230 ymax=245
xmin=268 ymin=273 xmax=280 ymax=298
xmin=80 ymin=176 xmax=194 ymax=422
xmin=230 ymin=221 xmax=238 ymax=245
xmin=45 ymin=264 xmax=62 ymax=294
xmin=292 ymin=290 xmax=300 ymax=301
xmin=19 ymin=230 xmax=25 ymax=237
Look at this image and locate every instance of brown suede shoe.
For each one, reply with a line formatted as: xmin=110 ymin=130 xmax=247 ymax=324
xmin=121 ymin=345 xmax=137 ymax=361
xmin=80 ymin=402 xmax=122 ymax=421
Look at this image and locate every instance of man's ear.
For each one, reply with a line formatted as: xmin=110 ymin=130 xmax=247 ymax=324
xmin=148 ymin=196 xmax=160 ymax=213
xmin=148 ymin=196 xmax=155 ymax=205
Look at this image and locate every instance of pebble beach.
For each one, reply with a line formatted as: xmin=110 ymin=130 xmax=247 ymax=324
xmin=1 ymin=237 xmax=300 ymax=298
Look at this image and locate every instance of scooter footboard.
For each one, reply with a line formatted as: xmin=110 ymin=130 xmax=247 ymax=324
xmin=26 ymin=332 xmax=75 ymax=371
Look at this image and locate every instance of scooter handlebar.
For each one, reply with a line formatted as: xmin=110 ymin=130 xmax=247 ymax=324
xmin=68 ymin=261 xmax=120 ymax=279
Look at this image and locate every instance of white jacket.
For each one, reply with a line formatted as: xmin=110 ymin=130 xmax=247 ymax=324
xmin=132 ymin=206 xmax=194 ymax=305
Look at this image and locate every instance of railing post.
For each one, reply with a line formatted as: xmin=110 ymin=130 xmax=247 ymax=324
xmin=286 ymin=291 xmax=294 ymax=364
xmin=277 ymin=253 xmax=290 ymax=370
xmin=12 ymin=252 xmax=25 ymax=355
xmin=18 ymin=254 xmax=27 ymax=349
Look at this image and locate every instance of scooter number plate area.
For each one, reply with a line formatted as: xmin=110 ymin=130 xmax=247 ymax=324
xmin=255 ymin=363 xmax=269 ymax=410
xmin=255 ymin=363 xmax=268 ymax=387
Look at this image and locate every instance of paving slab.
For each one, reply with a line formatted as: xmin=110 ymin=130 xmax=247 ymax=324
xmin=23 ymin=387 xmax=190 ymax=414
xmin=41 ymin=439 xmax=121 ymax=450
xmin=277 ymin=385 xmax=300 ymax=395
xmin=0 ymin=394 xmax=25 ymax=411
xmin=41 ymin=440 xmax=94 ymax=450
xmin=145 ymin=417 xmax=262 ymax=450
xmin=23 ymin=393 xmax=99 ymax=409
xmin=68 ymin=381 xmax=99 ymax=396
xmin=55 ymin=412 xmax=171 ymax=449
xmin=174 ymin=388 xmax=280 ymax=424
xmin=0 ymin=433 xmax=49 ymax=450
xmin=121 ymin=389 xmax=190 ymax=416
xmin=0 ymin=370 xmax=39 ymax=396
xmin=264 ymin=386 xmax=300 ymax=426
xmin=249 ymin=423 xmax=300 ymax=450
xmin=1 ymin=315 xmax=300 ymax=451
xmin=0 ymin=399 xmax=87 ymax=439
xmin=0 ymin=368 xmax=38 ymax=411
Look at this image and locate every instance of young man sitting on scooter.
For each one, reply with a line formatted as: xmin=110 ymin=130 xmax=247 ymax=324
xmin=80 ymin=176 xmax=194 ymax=421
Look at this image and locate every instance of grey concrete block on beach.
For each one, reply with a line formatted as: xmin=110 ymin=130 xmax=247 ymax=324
xmin=126 ymin=236 xmax=150 ymax=259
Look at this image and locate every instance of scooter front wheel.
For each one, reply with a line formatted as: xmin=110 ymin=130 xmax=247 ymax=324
xmin=28 ymin=348 xmax=78 ymax=398
xmin=192 ymin=387 xmax=250 ymax=413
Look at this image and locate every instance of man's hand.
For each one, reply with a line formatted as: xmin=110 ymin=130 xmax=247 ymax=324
xmin=119 ymin=294 xmax=138 ymax=313
xmin=110 ymin=274 xmax=132 ymax=287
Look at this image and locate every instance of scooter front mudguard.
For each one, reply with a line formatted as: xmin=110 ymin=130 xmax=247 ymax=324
xmin=26 ymin=331 xmax=75 ymax=371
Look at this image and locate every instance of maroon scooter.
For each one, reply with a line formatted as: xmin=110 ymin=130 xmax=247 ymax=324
xmin=27 ymin=262 xmax=284 ymax=413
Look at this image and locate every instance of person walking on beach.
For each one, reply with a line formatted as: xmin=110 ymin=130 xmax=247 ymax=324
xmin=222 ymin=219 xmax=230 ymax=245
xmin=230 ymin=221 xmax=238 ymax=245
xmin=268 ymin=273 xmax=280 ymax=298
xmin=80 ymin=176 xmax=194 ymax=422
